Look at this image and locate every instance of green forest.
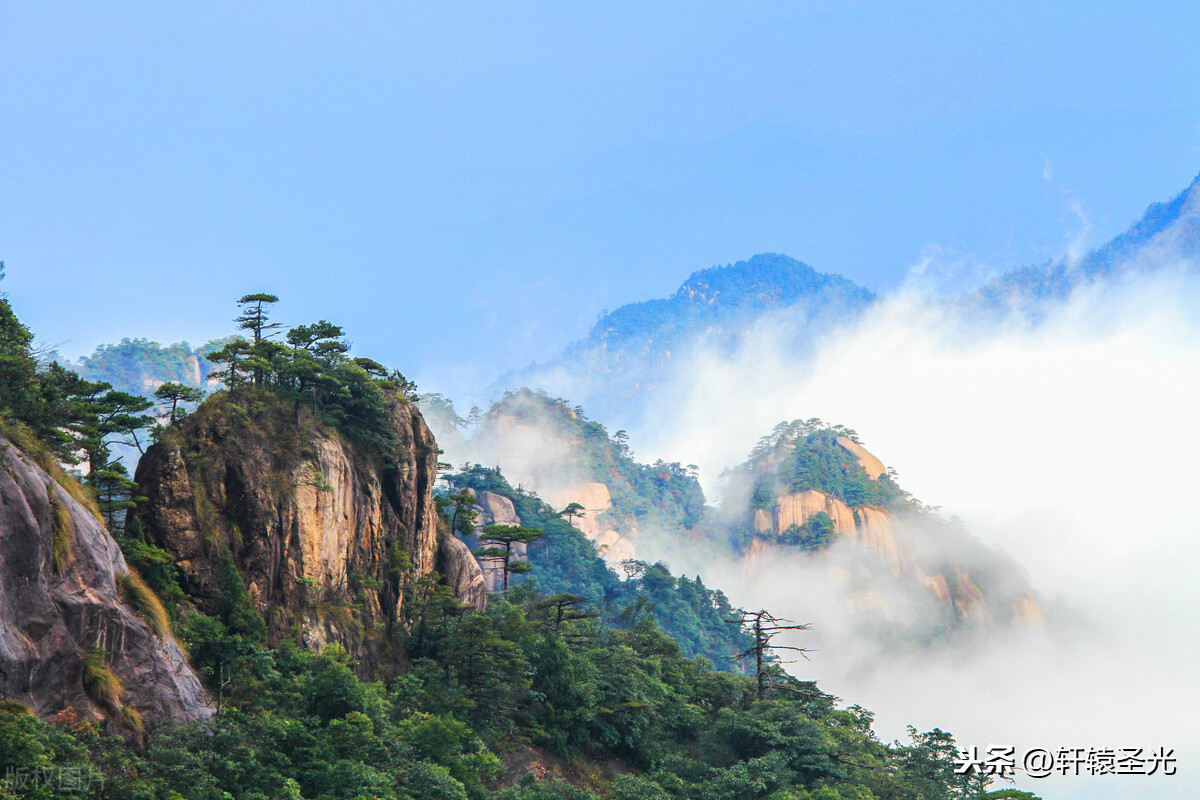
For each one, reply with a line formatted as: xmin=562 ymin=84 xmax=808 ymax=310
xmin=73 ymin=338 xmax=234 ymax=396
xmin=0 ymin=285 xmax=1028 ymax=800
xmin=736 ymin=420 xmax=906 ymax=512
xmin=469 ymin=388 xmax=707 ymax=535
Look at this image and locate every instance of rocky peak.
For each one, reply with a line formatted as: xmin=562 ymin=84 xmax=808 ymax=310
xmin=133 ymin=390 xmax=484 ymax=677
xmin=746 ymin=438 xmax=1041 ymax=629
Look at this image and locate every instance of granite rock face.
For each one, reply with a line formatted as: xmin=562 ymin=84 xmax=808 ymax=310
xmin=133 ymin=391 xmax=484 ymax=677
xmin=468 ymin=489 xmax=529 ymax=591
xmin=437 ymin=533 xmax=488 ymax=609
xmin=747 ymin=440 xmax=1042 ymax=629
xmin=546 ymin=481 xmax=637 ymax=565
xmin=0 ymin=437 xmax=212 ymax=725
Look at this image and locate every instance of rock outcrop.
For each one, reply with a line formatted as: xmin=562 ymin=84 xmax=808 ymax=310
xmin=467 ymin=489 xmax=530 ymax=591
xmin=477 ymin=491 xmax=521 ymax=527
xmin=133 ymin=391 xmax=484 ymax=676
xmin=835 ymin=436 xmax=886 ymax=480
xmin=546 ymin=481 xmax=638 ymax=565
xmin=762 ymin=488 xmax=903 ymax=572
xmin=437 ymin=533 xmax=488 ymax=609
xmin=747 ymin=440 xmax=1041 ymax=629
xmin=0 ymin=437 xmax=212 ymax=725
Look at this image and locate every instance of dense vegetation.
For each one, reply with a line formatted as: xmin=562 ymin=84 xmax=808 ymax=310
xmin=1 ymin=585 xmax=1007 ymax=800
xmin=733 ymin=420 xmax=906 ymax=512
xmin=0 ymin=282 xmax=1020 ymax=799
xmin=444 ymin=464 xmax=751 ymax=668
xmin=73 ymin=337 xmax=235 ymax=397
xmin=779 ymin=512 xmax=837 ymax=552
xmin=480 ymin=388 xmax=706 ymax=534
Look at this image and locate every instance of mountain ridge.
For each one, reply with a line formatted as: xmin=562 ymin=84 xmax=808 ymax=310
xmin=582 ymin=252 xmax=875 ymax=348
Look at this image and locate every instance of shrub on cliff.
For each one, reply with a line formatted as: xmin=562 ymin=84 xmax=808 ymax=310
xmin=116 ymin=571 xmax=171 ymax=637
xmin=202 ymin=294 xmax=418 ymax=463
xmin=80 ymin=649 xmax=123 ymax=713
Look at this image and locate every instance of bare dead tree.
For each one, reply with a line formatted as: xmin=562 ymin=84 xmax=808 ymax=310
xmin=216 ymin=661 xmax=233 ymax=715
xmin=728 ymin=608 xmax=813 ymax=700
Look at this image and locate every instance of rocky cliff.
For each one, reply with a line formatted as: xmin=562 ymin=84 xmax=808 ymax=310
xmin=745 ymin=437 xmax=1041 ymax=628
xmin=0 ymin=436 xmax=212 ymax=726
xmin=755 ymin=489 xmax=903 ymax=570
xmin=437 ymin=533 xmax=488 ymax=609
xmin=545 ymin=481 xmax=638 ymax=565
xmin=133 ymin=390 xmax=484 ymax=676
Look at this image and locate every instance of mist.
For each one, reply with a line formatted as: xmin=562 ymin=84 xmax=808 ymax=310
xmin=418 ymin=253 xmax=1200 ymax=797
xmin=627 ymin=265 xmax=1200 ymax=798
xmin=464 ymin=395 xmax=595 ymax=511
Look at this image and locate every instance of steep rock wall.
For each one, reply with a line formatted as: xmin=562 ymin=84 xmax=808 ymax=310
xmin=0 ymin=437 xmax=212 ymax=725
xmin=437 ymin=533 xmax=488 ymax=609
xmin=134 ymin=391 xmax=483 ymax=675
xmin=854 ymin=506 xmax=901 ymax=572
xmin=752 ymin=491 xmax=1039 ymax=629
xmin=766 ymin=489 xmax=903 ymax=571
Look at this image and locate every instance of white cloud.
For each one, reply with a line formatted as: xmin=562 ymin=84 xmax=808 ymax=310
xmin=634 ymin=266 xmax=1200 ymax=799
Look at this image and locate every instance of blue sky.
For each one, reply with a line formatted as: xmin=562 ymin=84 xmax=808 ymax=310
xmin=3 ymin=1 xmax=1199 ymax=396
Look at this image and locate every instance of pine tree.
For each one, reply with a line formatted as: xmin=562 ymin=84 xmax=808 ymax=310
xmin=235 ymin=293 xmax=281 ymax=344
xmin=474 ymin=524 xmax=544 ymax=591
xmin=153 ymin=382 xmax=205 ymax=422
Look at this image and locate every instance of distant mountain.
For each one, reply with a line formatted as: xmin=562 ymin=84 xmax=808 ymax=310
xmin=427 ymin=388 xmax=1046 ymax=643
xmin=712 ymin=418 xmax=1043 ymax=636
xmin=71 ymin=337 xmax=235 ymax=397
xmin=1081 ymin=171 xmax=1200 ymax=274
xmin=63 ymin=173 xmax=1200 ymax=430
xmin=581 ymin=252 xmax=875 ymax=350
xmin=507 ymin=253 xmax=876 ymax=425
xmin=516 ymin=174 xmax=1200 ymax=424
xmin=973 ymin=171 xmax=1200 ymax=308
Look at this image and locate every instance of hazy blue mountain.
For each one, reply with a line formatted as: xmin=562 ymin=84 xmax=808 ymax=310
xmin=60 ymin=173 xmax=1200 ymax=433
xmin=973 ymin=170 xmax=1200 ymax=308
xmin=506 ymin=253 xmax=876 ymax=425
xmin=1082 ymin=170 xmax=1200 ymax=273
xmin=581 ymin=252 xmax=875 ymax=349
xmin=511 ymin=174 xmax=1200 ymax=428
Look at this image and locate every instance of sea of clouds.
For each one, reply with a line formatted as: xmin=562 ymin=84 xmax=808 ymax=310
xmin=629 ymin=264 xmax=1200 ymax=799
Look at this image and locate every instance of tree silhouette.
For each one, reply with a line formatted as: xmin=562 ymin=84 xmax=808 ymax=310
xmin=559 ymin=502 xmax=585 ymax=526
xmin=154 ymin=381 xmax=204 ymax=422
xmin=235 ymin=293 xmax=281 ymax=343
xmin=729 ymin=608 xmax=813 ymax=700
